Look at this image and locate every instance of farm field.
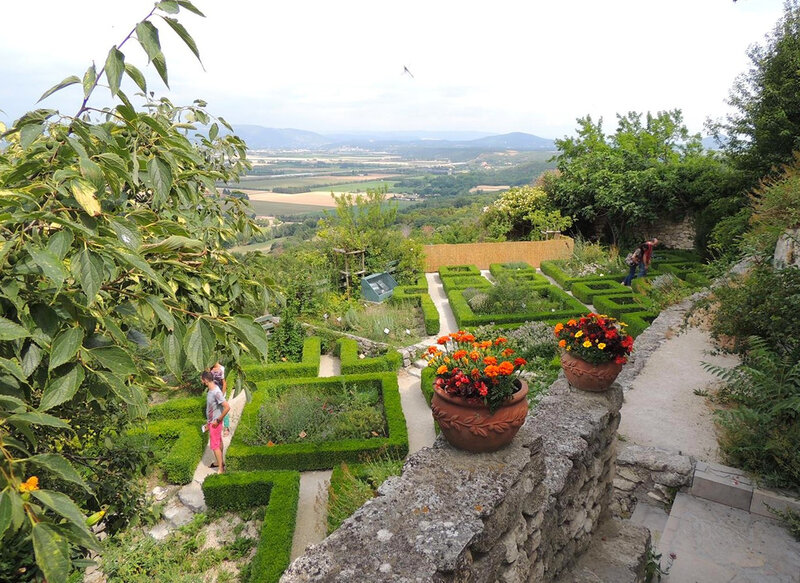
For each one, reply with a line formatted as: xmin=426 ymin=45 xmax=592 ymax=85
xmin=231 ymin=173 xmax=400 ymax=191
xmin=248 ymin=199 xmax=331 ymax=217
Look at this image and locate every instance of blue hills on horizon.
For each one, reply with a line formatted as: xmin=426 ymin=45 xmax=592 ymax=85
xmin=230 ymin=125 xmax=558 ymax=151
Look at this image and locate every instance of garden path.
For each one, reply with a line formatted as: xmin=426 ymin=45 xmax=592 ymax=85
xmin=425 ymin=272 xmax=459 ymax=334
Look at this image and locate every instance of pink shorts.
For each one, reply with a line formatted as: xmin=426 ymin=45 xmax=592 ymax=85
xmin=209 ymin=422 xmax=223 ymax=451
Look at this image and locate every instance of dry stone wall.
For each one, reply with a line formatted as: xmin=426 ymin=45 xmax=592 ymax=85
xmin=631 ymin=215 xmax=696 ymax=250
xmin=281 ymin=379 xmax=625 ymax=582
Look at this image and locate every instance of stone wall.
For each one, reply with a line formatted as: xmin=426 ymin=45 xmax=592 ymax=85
xmin=631 ymin=215 xmax=696 ymax=250
xmin=281 ymin=379 xmax=628 ymax=582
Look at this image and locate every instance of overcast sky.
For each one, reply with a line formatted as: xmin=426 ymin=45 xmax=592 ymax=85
xmin=0 ymin=0 xmax=788 ymax=139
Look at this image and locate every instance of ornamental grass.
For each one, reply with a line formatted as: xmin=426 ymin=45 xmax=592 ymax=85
xmin=426 ymin=331 xmax=527 ymax=413
xmin=554 ymin=313 xmax=633 ymax=365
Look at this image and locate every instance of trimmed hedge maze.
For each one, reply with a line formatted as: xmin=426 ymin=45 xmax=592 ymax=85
xmin=227 ymin=373 xmax=408 ymax=472
xmin=391 ymin=277 xmax=439 ymax=335
xmin=132 ymin=396 xmax=206 ymax=484
xmin=447 ymin=283 xmax=586 ymax=328
xmin=439 ymin=264 xmax=481 ymax=277
xmin=570 ymin=280 xmax=629 ymax=304
xmin=203 ymin=470 xmax=300 ymax=583
xmin=335 ymin=338 xmax=403 ymax=374
xmin=540 ymin=260 xmax=630 ymax=290
xmin=242 ymin=336 xmax=321 ymax=381
xmin=489 ymin=263 xmax=549 ymax=286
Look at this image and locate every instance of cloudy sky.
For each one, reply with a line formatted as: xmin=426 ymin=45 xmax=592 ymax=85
xmin=0 ymin=0 xmax=788 ymax=139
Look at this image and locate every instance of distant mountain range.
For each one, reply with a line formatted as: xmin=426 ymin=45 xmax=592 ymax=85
xmin=229 ymin=124 xmax=725 ymax=152
xmin=230 ymin=125 xmax=557 ymax=151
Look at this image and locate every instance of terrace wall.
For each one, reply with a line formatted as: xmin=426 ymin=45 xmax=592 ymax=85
xmin=422 ymin=237 xmax=574 ymax=271
xmin=281 ymin=378 xmax=628 ymax=582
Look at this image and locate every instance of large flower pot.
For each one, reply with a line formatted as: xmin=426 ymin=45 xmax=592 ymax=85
xmin=560 ymin=351 xmax=623 ymax=392
xmin=430 ymin=381 xmax=529 ymax=453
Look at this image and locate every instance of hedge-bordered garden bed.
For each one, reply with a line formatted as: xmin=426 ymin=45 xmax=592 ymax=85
xmin=540 ymin=260 xmax=630 ymax=290
xmin=242 ymin=336 xmax=321 ymax=381
xmin=447 ymin=284 xmax=586 ymax=328
xmin=203 ymin=470 xmax=300 ymax=583
xmin=335 ymin=338 xmax=402 ymax=374
xmin=391 ymin=278 xmax=439 ymax=335
xmin=440 ymin=274 xmax=492 ymax=294
xmin=592 ymin=293 xmax=655 ymax=320
xmin=570 ymin=280 xmax=630 ymax=304
xmin=438 ymin=264 xmax=481 ymax=277
xmin=227 ymin=373 xmax=408 ymax=471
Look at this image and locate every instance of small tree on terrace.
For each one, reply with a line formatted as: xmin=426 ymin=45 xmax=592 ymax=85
xmin=481 ymin=185 xmax=573 ymax=240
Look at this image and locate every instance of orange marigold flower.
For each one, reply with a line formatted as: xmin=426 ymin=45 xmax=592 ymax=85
xmin=19 ymin=476 xmax=39 ymax=493
xmin=427 ymin=346 xmax=438 ymax=354
xmin=484 ymin=365 xmax=500 ymax=378
xmin=494 ymin=337 xmax=507 ymax=345
xmin=453 ymin=350 xmax=468 ymax=359
xmin=471 ymin=367 xmax=480 ymax=378
xmin=480 ymin=340 xmax=492 ymax=349
xmin=558 ymin=339 xmax=566 ymax=348
xmin=462 ymin=333 xmax=476 ymax=342
xmin=514 ymin=357 xmax=527 ymax=366
xmin=554 ymin=322 xmax=564 ymax=335
xmin=469 ymin=351 xmax=480 ymax=361
xmin=498 ymin=361 xmax=514 ymax=375
xmin=436 ymin=365 xmax=449 ymax=375
xmin=483 ymin=356 xmax=497 ymax=365
xmin=567 ymin=319 xmax=577 ymax=326
xmin=502 ymin=348 xmax=514 ymax=357
xmin=437 ymin=336 xmax=450 ymax=345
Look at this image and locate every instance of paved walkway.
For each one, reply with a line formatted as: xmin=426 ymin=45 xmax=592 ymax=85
xmin=426 ymin=272 xmax=458 ymax=334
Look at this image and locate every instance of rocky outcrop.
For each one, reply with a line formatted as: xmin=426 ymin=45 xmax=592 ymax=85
xmin=773 ymin=227 xmax=800 ymax=269
xmin=281 ymin=379 xmax=642 ymax=582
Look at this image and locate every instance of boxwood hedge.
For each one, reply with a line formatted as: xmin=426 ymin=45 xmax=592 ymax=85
xmin=391 ymin=278 xmax=439 ymax=335
xmin=202 ymin=470 xmax=300 ymax=583
xmin=227 ymin=373 xmax=408 ymax=471
xmin=488 ymin=262 xmax=538 ymax=277
xmin=570 ymin=280 xmax=630 ymax=304
xmin=447 ymin=284 xmax=586 ymax=328
xmin=336 ymin=338 xmax=402 ymax=374
xmin=539 ymin=260 xmax=629 ymax=290
xmin=439 ymin=264 xmax=480 ymax=277
xmin=440 ymin=274 xmax=492 ymax=294
xmin=592 ymin=293 xmax=655 ymax=320
xmin=243 ymin=336 xmax=321 ymax=381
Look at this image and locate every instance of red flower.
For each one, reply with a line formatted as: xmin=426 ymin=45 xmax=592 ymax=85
xmin=514 ymin=357 xmax=527 ymax=367
xmin=437 ymin=336 xmax=450 ymax=345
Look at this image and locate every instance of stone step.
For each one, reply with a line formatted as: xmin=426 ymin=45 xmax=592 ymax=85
xmin=554 ymin=519 xmax=650 ymax=583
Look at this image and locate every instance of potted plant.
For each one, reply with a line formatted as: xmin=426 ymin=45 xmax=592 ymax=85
xmin=426 ymin=331 xmax=529 ymax=452
xmin=554 ymin=313 xmax=633 ymax=391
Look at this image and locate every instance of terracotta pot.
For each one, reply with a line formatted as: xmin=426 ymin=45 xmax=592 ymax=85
xmin=560 ymin=351 xmax=622 ymax=391
xmin=430 ymin=381 xmax=529 ymax=453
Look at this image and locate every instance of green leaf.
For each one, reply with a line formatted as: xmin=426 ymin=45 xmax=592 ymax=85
xmin=136 ymin=21 xmax=162 ymax=63
xmin=162 ymin=332 xmax=184 ymax=377
xmin=27 ymin=454 xmax=92 ymax=494
xmin=152 ymin=51 xmax=169 ymax=87
xmin=39 ymin=364 xmax=85 ymax=411
xmin=38 ymin=75 xmax=80 ymax=103
xmin=8 ymin=489 xmax=25 ymax=531
xmin=47 ymin=230 xmax=74 ymax=261
xmin=0 ymin=316 xmax=29 ymax=341
xmin=96 ymin=371 xmax=144 ymax=406
xmin=96 ymin=152 xmax=129 ymax=179
xmin=176 ymin=0 xmax=205 ymax=16
xmin=0 ymin=357 xmax=25 ymax=382
xmin=89 ymin=346 xmax=136 ymax=376
xmin=109 ymin=219 xmax=141 ymax=250
xmin=208 ymin=122 xmax=218 ymax=141
xmin=142 ymin=235 xmax=203 ymax=254
xmin=20 ymin=123 xmax=44 ymax=149
xmin=148 ymin=156 xmax=173 ymax=202
xmin=49 ymin=328 xmax=84 ymax=371
xmin=111 ymin=249 xmax=173 ymax=296
xmin=22 ymin=342 xmax=43 ymax=377
xmin=71 ymin=178 xmax=102 ymax=217
xmin=32 ymin=490 xmax=94 ymax=537
xmin=8 ymin=412 xmax=70 ymax=430
xmin=184 ymin=318 xmax=214 ymax=372
xmin=71 ymin=249 xmax=104 ymax=303
xmin=161 ymin=16 xmax=201 ymax=62
xmin=158 ymin=0 xmax=180 ymax=14
xmin=30 ymin=247 xmax=68 ymax=286
xmin=79 ymin=156 xmax=105 ymax=191
xmin=145 ymin=296 xmax=175 ymax=331
xmin=231 ymin=315 xmax=268 ymax=357
xmin=82 ymin=64 xmax=97 ymax=99
xmin=0 ymin=492 xmax=11 ymax=539
xmin=104 ymin=46 xmax=125 ymax=97
xmin=0 ymin=394 xmax=26 ymax=411
xmin=32 ymin=523 xmax=70 ymax=583
xmin=124 ymin=62 xmax=147 ymax=93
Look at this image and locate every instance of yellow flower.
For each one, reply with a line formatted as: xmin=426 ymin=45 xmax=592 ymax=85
xmin=19 ymin=476 xmax=39 ymax=493
xmin=575 ymin=330 xmax=583 ymax=338
xmin=583 ymin=340 xmax=592 ymax=348
xmin=436 ymin=365 xmax=448 ymax=375
xmin=598 ymin=343 xmax=606 ymax=350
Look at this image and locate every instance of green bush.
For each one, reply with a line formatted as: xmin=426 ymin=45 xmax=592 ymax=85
xmin=243 ymin=336 xmax=321 ymax=381
xmin=440 ymin=274 xmax=492 ymax=293
xmin=540 ymin=260 xmax=629 ymax=290
xmin=489 ymin=262 xmax=537 ymax=277
xmin=505 ymin=321 xmax=558 ymax=360
xmin=448 ymin=284 xmax=586 ymax=328
xmin=592 ymin=293 xmax=654 ymax=320
xmin=710 ymin=266 xmax=800 ymax=358
xmin=439 ymin=264 xmax=481 ymax=277
xmin=148 ymin=396 xmax=205 ymax=421
xmin=201 ymin=470 xmax=301 ymax=583
xmin=570 ymin=280 xmax=629 ymax=304
xmin=621 ymin=311 xmax=658 ymax=338
xmin=336 ymin=338 xmax=403 ymax=374
xmin=227 ymin=374 xmax=408 ymax=471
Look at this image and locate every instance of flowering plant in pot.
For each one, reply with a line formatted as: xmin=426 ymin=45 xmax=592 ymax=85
xmin=425 ymin=331 xmax=529 ymax=452
xmin=554 ymin=313 xmax=633 ymax=391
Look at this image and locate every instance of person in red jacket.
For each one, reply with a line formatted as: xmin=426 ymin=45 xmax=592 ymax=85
xmin=639 ymin=237 xmax=659 ymax=278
